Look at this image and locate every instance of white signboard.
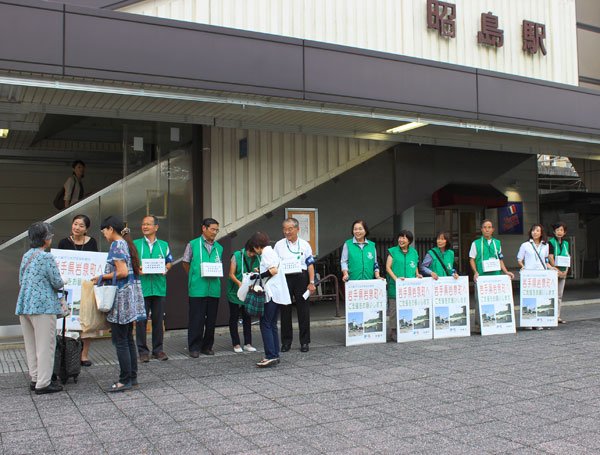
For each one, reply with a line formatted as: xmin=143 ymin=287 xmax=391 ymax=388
xmin=396 ymin=278 xmax=433 ymax=343
xmin=345 ymin=279 xmax=387 ymax=346
xmin=477 ymin=275 xmax=516 ymax=336
xmin=51 ymin=249 xmax=108 ymax=330
xmin=433 ymin=276 xmax=470 ymax=339
xmin=141 ymin=258 xmax=166 ymax=274
xmin=520 ymin=269 xmax=559 ymax=328
xmin=200 ymin=262 xmax=224 ymax=277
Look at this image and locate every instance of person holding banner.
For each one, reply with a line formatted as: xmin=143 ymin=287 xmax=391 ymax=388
xmin=420 ymin=232 xmax=459 ymax=280
xmin=93 ymin=216 xmax=145 ymax=392
xmin=274 ymin=218 xmax=316 ymax=353
xmin=341 ymin=220 xmax=381 ymax=282
xmin=182 ymin=218 xmax=224 ymax=357
xmin=469 ymin=220 xmax=514 ymax=281
xmin=385 ymin=230 xmax=422 ymax=342
xmin=57 ymin=214 xmax=99 ymax=367
xmin=226 ymin=240 xmax=260 ymax=353
xmin=133 ymin=216 xmax=173 ymax=363
xmin=548 ymin=222 xmax=570 ymax=323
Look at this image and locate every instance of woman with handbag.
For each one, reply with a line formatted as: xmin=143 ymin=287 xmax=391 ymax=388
xmin=57 ymin=214 xmax=99 ymax=367
xmin=246 ymin=232 xmax=290 ymax=368
xmin=227 ymin=240 xmax=260 ymax=353
xmin=16 ymin=222 xmax=66 ymax=394
xmin=92 ymin=216 xmax=145 ymax=392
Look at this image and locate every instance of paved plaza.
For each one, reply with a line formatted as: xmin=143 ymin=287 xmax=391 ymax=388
xmin=1 ymin=302 xmax=600 ymax=454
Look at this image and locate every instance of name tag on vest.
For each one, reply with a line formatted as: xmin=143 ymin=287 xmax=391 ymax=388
xmin=142 ymin=258 xmax=166 ymax=274
xmin=482 ymin=258 xmax=501 ymax=273
xmin=281 ymin=257 xmax=303 ymax=275
xmin=555 ymin=256 xmax=571 ymax=268
xmin=201 ymin=262 xmax=223 ymax=277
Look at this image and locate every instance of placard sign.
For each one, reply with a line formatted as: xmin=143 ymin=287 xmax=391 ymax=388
xmin=396 ymin=278 xmax=433 ymax=343
xmin=200 ymin=262 xmax=224 ymax=277
xmin=433 ymin=276 xmax=470 ymax=339
xmin=141 ymin=258 xmax=166 ymax=274
xmin=345 ymin=279 xmax=387 ymax=346
xmin=520 ymin=269 xmax=558 ymax=328
xmin=51 ymin=249 xmax=108 ymax=330
xmin=476 ymin=275 xmax=516 ymax=336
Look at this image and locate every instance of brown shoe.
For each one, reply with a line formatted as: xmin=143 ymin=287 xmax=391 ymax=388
xmin=139 ymin=354 xmax=150 ymax=363
xmin=152 ymin=352 xmax=168 ymax=361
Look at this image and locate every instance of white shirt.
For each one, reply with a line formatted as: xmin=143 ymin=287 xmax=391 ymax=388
xmin=517 ymin=240 xmax=549 ymax=270
xmin=260 ymin=246 xmax=291 ymax=305
xmin=273 ymin=237 xmax=313 ymax=271
xmin=469 ymin=238 xmax=503 ymax=259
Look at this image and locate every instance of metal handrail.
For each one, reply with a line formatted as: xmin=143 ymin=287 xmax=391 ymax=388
xmin=311 ymin=274 xmax=342 ymax=318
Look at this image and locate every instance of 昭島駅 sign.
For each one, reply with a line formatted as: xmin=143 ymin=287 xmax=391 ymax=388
xmin=396 ymin=278 xmax=433 ymax=343
xmin=52 ymin=249 xmax=108 ymax=330
xmin=477 ymin=275 xmax=516 ymax=336
xmin=345 ymin=279 xmax=387 ymax=346
xmin=433 ymin=276 xmax=470 ymax=339
xmin=520 ymin=269 xmax=558 ymax=328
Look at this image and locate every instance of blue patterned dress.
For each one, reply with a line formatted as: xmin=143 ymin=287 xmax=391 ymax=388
xmin=16 ymin=249 xmax=64 ymax=315
xmin=104 ymin=240 xmax=146 ymax=324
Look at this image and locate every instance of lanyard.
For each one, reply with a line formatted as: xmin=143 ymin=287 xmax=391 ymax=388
xmin=529 ymin=241 xmax=547 ymax=268
xmin=286 ymin=239 xmax=301 ymax=257
xmin=240 ymin=249 xmax=252 ymax=274
xmin=199 ymin=239 xmax=220 ymax=264
xmin=480 ymin=237 xmax=498 ymax=259
xmin=141 ymin=237 xmax=165 ymax=258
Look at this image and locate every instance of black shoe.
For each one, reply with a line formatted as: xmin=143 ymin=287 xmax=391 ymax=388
xmin=29 ymin=382 xmax=36 ymax=391
xmin=189 ymin=351 xmax=200 ymax=358
xmin=80 ymin=360 xmax=92 ymax=367
xmin=300 ymin=344 xmax=309 ymax=353
xmin=201 ymin=349 xmax=214 ymax=356
xmin=281 ymin=344 xmax=291 ymax=352
xmin=35 ymin=383 xmax=63 ymax=395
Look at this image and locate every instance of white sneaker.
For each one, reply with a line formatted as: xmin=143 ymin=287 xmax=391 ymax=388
xmin=233 ymin=346 xmax=243 ymax=353
xmin=243 ymin=344 xmax=257 ymax=352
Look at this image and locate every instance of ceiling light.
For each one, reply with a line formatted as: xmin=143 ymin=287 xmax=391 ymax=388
xmin=385 ymin=122 xmax=428 ymax=134
xmin=0 ymin=129 xmax=8 ymax=138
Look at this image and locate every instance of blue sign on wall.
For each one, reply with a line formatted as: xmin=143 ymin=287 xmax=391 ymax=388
xmin=498 ymin=202 xmax=523 ymax=235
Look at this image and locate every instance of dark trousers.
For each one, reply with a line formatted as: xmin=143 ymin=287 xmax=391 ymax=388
xmin=260 ymin=300 xmax=280 ymax=360
xmin=111 ymin=322 xmax=137 ymax=385
xmin=228 ymin=301 xmax=252 ymax=346
xmin=188 ymin=297 xmax=219 ymax=352
xmin=135 ymin=296 xmax=165 ymax=356
xmin=280 ymin=271 xmax=311 ymax=346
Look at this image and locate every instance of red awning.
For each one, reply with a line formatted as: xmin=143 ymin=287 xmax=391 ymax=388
xmin=432 ymin=183 xmax=508 ymax=208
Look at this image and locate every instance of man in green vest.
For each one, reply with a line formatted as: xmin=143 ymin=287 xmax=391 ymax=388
xmin=134 ymin=216 xmax=173 ymax=363
xmin=182 ymin=218 xmax=224 ymax=357
xmin=469 ymin=219 xmax=514 ymax=281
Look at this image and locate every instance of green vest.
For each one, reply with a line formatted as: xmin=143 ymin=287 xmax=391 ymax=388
xmin=474 ymin=236 xmax=502 ymax=276
xmin=134 ymin=237 xmax=170 ymax=297
xmin=226 ymin=249 xmax=260 ymax=305
xmin=188 ymin=236 xmax=224 ymax=298
xmin=427 ymin=247 xmax=455 ymax=277
xmin=346 ymin=238 xmax=377 ymax=281
xmin=549 ymin=237 xmax=570 ymax=272
xmin=387 ymin=246 xmax=419 ymax=298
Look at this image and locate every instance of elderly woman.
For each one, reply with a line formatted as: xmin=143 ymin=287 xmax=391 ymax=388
xmin=92 ymin=216 xmax=145 ymax=392
xmin=16 ymin=222 xmax=65 ymax=394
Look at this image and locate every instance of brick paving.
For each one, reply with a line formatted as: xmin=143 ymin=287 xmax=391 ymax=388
xmin=1 ymin=302 xmax=600 ymax=454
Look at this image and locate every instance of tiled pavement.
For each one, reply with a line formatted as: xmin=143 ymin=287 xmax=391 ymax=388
xmin=1 ymin=302 xmax=600 ymax=454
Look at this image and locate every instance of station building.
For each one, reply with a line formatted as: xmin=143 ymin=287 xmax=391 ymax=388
xmin=0 ymin=0 xmax=598 ymax=334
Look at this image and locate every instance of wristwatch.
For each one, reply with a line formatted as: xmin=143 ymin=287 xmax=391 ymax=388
xmin=309 ymin=280 xmax=315 ymax=284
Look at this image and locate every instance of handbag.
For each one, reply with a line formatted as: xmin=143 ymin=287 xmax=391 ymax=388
xmin=94 ymin=275 xmax=117 ymax=313
xmin=236 ymin=273 xmax=253 ymax=302
xmin=244 ymin=275 xmax=267 ymax=316
xmin=80 ymin=280 xmax=110 ymax=331
xmin=58 ymin=289 xmax=70 ymax=318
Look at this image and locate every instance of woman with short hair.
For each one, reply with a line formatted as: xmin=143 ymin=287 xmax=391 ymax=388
xmin=16 ymin=221 xmax=65 ymax=394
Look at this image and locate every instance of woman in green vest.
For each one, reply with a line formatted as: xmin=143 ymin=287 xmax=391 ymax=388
xmin=548 ymin=221 xmax=570 ymax=324
xmin=341 ymin=220 xmax=381 ymax=282
xmin=420 ymin=231 xmax=459 ymax=280
xmin=227 ymin=240 xmax=260 ymax=353
xmin=385 ymin=230 xmax=422 ymax=341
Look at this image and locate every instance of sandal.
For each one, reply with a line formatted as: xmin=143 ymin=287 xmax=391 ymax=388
xmin=558 ymin=319 xmax=567 ymax=324
xmin=107 ymin=382 xmax=131 ymax=393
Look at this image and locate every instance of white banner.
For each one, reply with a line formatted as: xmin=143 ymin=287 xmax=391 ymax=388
xmin=396 ymin=278 xmax=433 ymax=343
xmin=433 ymin=276 xmax=470 ymax=339
xmin=345 ymin=279 xmax=387 ymax=346
xmin=477 ymin=275 xmax=516 ymax=336
xmin=520 ymin=269 xmax=559 ymax=327
xmin=51 ymin=249 xmax=108 ymax=330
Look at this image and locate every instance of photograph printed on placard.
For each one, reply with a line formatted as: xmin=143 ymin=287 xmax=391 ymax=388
xmin=536 ymin=299 xmax=555 ymax=317
xmin=413 ymin=308 xmax=430 ymax=329
xmin=481 ymin=304 xmax=496 ymax=327
xmin=398 ymin=309 xmax=413 ymax=333
xmin=435 ymin=306 xmax=450 ymax=330
xmin=363 ymin=309 xmax=383 ymax=333
xmin=496 ymin=304 xmax=513 ymax=323
xmin=521 ymin=298 xmax=537 ymax=320
xmin=347 ymin=312 xmax=364 ymax=337
xmin=449 ymin=306 xmax=468 ymax=327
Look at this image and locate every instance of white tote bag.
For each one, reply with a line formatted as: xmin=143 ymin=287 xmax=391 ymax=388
xmin=94 ymin=276 xmax=117 ymax=313
xmin=236 ymin=273 xmax=254 ymax=302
